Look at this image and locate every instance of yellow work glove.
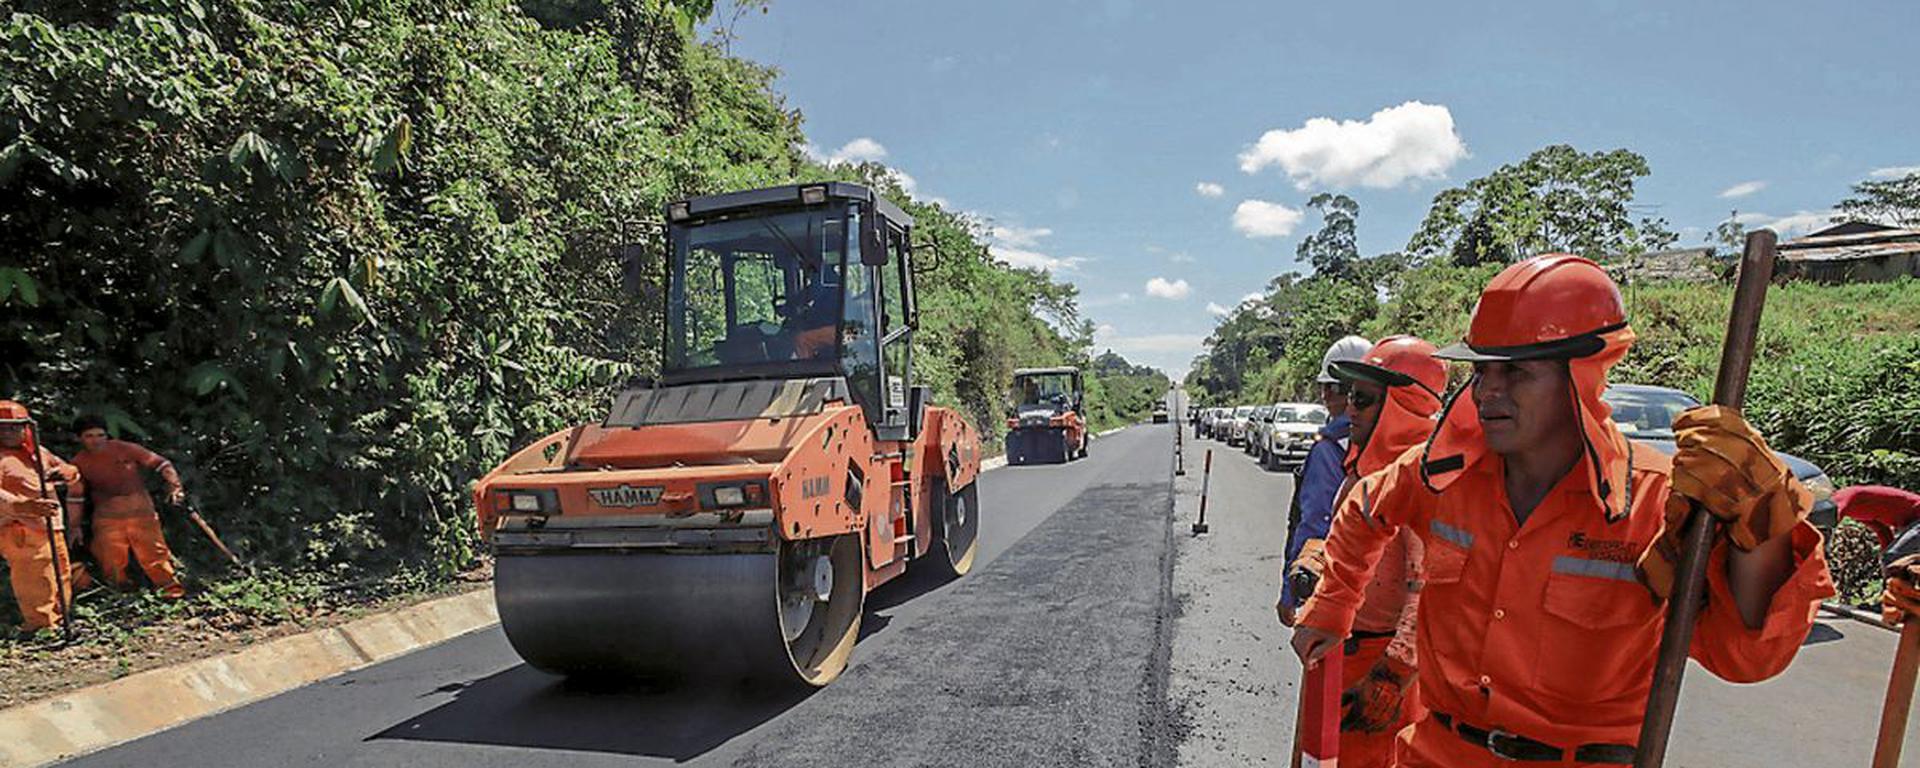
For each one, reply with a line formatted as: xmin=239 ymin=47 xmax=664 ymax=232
xmin=1635 ymin=406 xmax=1809 ymax=600
xmin=1883 ymin=554 xmax=1920 ymax=626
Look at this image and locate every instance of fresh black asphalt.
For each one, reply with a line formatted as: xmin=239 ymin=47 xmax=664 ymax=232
xmin=64 ymin=424 xmax=1182 ymax=767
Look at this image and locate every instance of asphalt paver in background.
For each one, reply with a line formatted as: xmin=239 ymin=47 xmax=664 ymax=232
xmin=1168 ymin=430 xmax=1299 ymax=767
xmin=62 ymin=425 xmax=1182 ymax=768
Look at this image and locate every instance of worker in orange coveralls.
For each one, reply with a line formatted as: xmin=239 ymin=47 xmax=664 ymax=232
xmin=1290 ymin=335 xmax=1447 ymax=767
xmin=70 ymin=415 xmax=187 ymax=599
xmin=1292 ymin=254 xmax=1834 ymax=767
xmin=0 ymin=401 xmax=90 ymax=632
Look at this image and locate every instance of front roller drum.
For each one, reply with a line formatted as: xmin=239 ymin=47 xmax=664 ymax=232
xmin=922 ymin=481 xmax=980 ymax=579
xmin=495 ymin=534 xmax=864 ymax=687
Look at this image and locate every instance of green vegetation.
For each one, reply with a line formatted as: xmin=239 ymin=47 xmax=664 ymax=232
xmin=1083 ymin=351 xmax=1172 ymax=431
xmin=0 ymin=0 xmax=1153 ymax=627
xmin=1188 ymin=145 xmax=1920 ymax=494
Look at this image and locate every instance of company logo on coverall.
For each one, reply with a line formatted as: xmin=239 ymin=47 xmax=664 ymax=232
xmin=589 ymin=484 xmax=664 ymax=508
xmin=1566 ymin=531 xmax=1637 ymax=563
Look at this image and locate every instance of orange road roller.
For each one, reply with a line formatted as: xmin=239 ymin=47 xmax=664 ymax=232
xmin=1004 ymin=366 xmax=1088 ymax=464
xmin=473 ymin=183 xmax=983 ymax=687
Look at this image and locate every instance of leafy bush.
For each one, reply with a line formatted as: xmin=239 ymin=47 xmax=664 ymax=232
xmin=0 ymin=0 xmax=1111 ymax=602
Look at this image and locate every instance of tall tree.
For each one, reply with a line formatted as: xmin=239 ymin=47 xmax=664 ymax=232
xmin=1296 ymin=193 xmax=1360 ymax=279
xmin=1835 ymin=172 xmax=1920 ymax=228
xmin=1407 ymin=144 xmax=1678 ymax=265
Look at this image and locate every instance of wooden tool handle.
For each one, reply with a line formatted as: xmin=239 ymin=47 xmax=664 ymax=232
xmin=1634 ymin=229 xmax=1777 ymax=768
xmin=1873 ymin=621 xmax=1920 ymax=768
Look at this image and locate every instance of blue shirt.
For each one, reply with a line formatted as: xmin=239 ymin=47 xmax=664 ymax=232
xmin=1281 ymin=413 xmax=1350 ymax=608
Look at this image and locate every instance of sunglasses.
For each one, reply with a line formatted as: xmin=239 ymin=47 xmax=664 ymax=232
xmin=1348 ymin=388 xmax=1383 ymax=411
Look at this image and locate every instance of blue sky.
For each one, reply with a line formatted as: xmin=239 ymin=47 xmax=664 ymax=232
xmin=724 ymin=0 xmax=1919 ymax=377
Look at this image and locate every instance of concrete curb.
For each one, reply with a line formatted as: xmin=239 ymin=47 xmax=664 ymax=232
xmin=0 ymin=588 xmax=498 ymax=768
xmin=1 ymin=424 xmax=1128 ymax=765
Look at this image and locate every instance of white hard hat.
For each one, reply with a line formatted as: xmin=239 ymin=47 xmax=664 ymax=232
xmin=1318 ymin=335 xmax=1373 ymax=384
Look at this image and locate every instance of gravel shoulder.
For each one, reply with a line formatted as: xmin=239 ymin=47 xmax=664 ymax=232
xmin=1168 ymin=433 xmax=1300 ymax=767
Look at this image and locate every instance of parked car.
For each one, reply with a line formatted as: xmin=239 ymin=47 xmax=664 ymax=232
xmin=1243 ymin=405 xmax=1274 ymax=455
xmin=1246 ymin=405 xmax=1275 ymax=459
xmin=1225 ymin=405 xmax=1256 ymax=446
xmin=1601 ymin=384 xmax=1838 ymax=530
xmin=1208 ymin=407 xmax=1232 ymax=441
xmin=1260 ymin=402 xmax=1329 ymax=471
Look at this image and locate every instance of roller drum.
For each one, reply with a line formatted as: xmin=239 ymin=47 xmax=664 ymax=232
xmin=495 ymin=534 xmax=862 ymax=687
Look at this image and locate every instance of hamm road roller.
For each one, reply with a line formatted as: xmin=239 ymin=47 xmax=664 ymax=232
xmin=473 ymin=183 xmax=983 ymax=687
xmin=1004 ymin=366 xmax=1087 ymax=464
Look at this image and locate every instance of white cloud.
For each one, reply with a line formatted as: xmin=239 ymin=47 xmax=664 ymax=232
xmin=989 ymin=225 xmax=1054 ymax=248
xmin=1240 ymin=292 xmax=1263 ymax=305
xmin=1238 ymin=100 xmax=1468 ymax=189
xmin=991 ymin=246 xmax=1086 ymax=272
xmin=1195 ymin=181 xmax=1225 ymax=198
xmin=1869 ymin=165 xmax=1920 ymax=180
xmin=985 ymin=223 xmax=1084 ymax=272
xmin=1718 ymin=180 xmax=1767 ymax=198
xmin=1170 ymin=252 xmax=1196 ymax=263
xmin=803 ymin=137 xmax=889 ymax=165
xmin=800 ymin=138 xmax=945 ymax=207
xmin=1232 ymin=199 xmax=1305 ymax=238
xmin=1733 ymin=209 xmax=1840 ymax=239
xmin=1206 ymin=302 xmax=1231 ymax=316
xmin=1145 ymin=277 xmax=1191 ymax=299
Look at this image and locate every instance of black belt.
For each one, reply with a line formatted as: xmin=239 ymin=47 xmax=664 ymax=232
xmin=1342 ymin=629 xmax=1395 ymax=655
xmin=1432 ymin=713 xmax=1636 ymax=764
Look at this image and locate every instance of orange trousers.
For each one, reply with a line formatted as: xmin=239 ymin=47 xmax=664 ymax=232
xmin=1340 ymin=636 xmax=1423 ymax=768
xmin=90 ymin=516 xmax=184 ymax=598
xmin=1 ymin=522 xmax=80 ymax=630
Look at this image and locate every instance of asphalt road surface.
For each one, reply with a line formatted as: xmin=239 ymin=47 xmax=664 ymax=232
xmin=59 ymin=397 xmax=1920 ymax=767
xmin=67 ymin=424 xmax=1184 ymax=768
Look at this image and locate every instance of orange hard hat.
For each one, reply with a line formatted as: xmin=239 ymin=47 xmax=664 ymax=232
xmin=1330 ymin=336 xmax=1446 ymax=397
xmin=1434 ymin=254 xmax=1627 ymax=361
xmin=0 ymin=400 xmax=29 ymax=424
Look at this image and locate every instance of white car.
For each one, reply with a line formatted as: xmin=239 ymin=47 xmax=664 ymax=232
xmin=1225 ymin=405 xmax=1256 ymax=446
xmin=1258 ymin=402 xmax=1329 ymax=471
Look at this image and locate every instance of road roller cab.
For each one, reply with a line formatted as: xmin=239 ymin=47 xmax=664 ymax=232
xmin=474 ymin=183 xmax=983 ymax=687
xmin=1004 ymin=366 xmax=1088 ymax=465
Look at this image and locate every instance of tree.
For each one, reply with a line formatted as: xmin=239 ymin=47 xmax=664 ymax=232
xmin=1713 ymin=210 xmax=1747 ymax=252
xmin=1835 ymin=172 xmax=1920 ymax=228
xmin=1407 ymin=144 xmax=1678 ymax=265
xmin=1296 ymin=193 xmax=1360 ymax=279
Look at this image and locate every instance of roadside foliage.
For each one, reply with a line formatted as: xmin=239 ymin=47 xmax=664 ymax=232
xmin=1188 ymin=154 xmax=1920 ymax=497
xmin=0 ymin=0 xmax=1157 ymax=619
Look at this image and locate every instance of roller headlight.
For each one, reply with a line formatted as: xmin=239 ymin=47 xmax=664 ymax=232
xmin=499 ymin=488 xmax=558 ymax=514
xmin=699 ymin=480 xmax=768 ymax=510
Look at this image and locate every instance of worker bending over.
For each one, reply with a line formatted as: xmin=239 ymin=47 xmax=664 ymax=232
xmin=1293 ymin=255 xmax=1834 ymax=767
